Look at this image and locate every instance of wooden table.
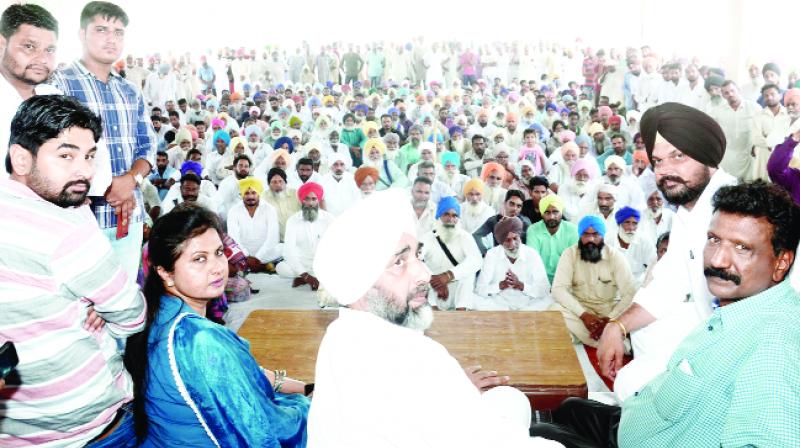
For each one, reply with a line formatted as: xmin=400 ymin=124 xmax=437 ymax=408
xmin=238 ymin=310 xmax=587 ymax=411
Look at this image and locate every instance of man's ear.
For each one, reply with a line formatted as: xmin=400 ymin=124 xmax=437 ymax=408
xmin=773 ymin=250 xmax=795 ymax=283
xmin=8 ymin=144 xmax=34 ymax=176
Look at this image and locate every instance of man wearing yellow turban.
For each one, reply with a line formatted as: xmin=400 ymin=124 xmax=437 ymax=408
xmin=227 ymin=176 xmax=282 ymax=274
xmin=525 ymin=194 xmax=579 ymax=283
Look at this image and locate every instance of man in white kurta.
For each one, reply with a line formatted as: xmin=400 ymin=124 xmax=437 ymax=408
xmin=419 ymin=197 xmax=482 ymax=310
xmin=751 ymin=84 xmax=789 ymax=181
xmin=708 ymin=81 xmax=760 ymax=180
xmin=227 ymin=179 xmax=282 ymax=263
xmin=309 ymin=189 xmax=561 ymax=448
xmin=459 ymin=178 xmax=495 ymax=233
xmin=596 ymin=102 xmax=737 ymax=403
xmin=214 ymin=154 xmax=252 ymax=222
xmin=475 ymin=217 xmax=552 ymax=311
xmin=318 ymin=154 xmax=360 ymax=216
xmin=606 ymin=207 xmax=657 ymax=288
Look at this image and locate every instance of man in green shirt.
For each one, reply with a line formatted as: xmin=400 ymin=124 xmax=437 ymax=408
xmin=397 ymin=124 xmax=423 ymax=174
xmin=526 ymin=194 xmax=579 ymax=283
xmin=531 ymin=181 xmax=800 ymax=448
xmin=341 ymin=45 xmax=363 ymax=85
xmin=339 ymin=113 xmax=366 ymax=168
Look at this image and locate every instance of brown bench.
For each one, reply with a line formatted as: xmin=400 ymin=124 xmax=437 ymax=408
xmin=238 ymin=309 xmax=587 ymax=411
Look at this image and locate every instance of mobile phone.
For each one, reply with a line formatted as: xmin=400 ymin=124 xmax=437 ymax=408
xmin=0 ymin=341 xmax=19 ymax=379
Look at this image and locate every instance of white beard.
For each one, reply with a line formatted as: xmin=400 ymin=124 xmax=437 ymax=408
xmin=504 ymin=247 xmax=519 ymax=259
xmin=574 ymin=180 xmax=589 ymax=196
xmin=248 ymin=142 xmax=260 ymax=150
xmin=435 ymin=221 xmax=458 ymax=244
xmin=385 ymin=149 xmax=398 ymax=160
xmin=452 ymin=139 xmax=465 ymax=152
xmin=463 ymin=201 xmax=486 ymax=217
xmin=618 ymin=228 xmax=635 ymax=244
xmin=362 ymin=158 xmax=382 ymax=169
xmin=646 ymin=207 xmax=662 ymax=220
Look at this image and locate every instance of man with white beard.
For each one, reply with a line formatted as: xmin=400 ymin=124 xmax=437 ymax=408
xmin=559 ymin=158 xmax=596 ymax=221
xmin=578 ymin=184 xmax=620 ymax=238
xmin=276 ymin=182 xmax=334 ymax=290
xmin=263 ymin=168 xmax=300 ymax=242
xmin=459 ymin=178 xmax=495 ymax=233
xmin=227 ymin=178 xmax=282 ymax=273
xmin=638 ymin=180 xmax=674 ymax=244
xmin=602 ymin=155 xmax=646 ymax=211
xmin=244 ymin=124 xmax=271 ymax=168
xmin=475 ymin=217 xmax=552 ymax=311
xmin=606 ymin=207 xmax=657 ymax=288
xmin=319 ymin=153 xmax=360 ymax=216
xmin=419 ymin=197 xmax=482 ymax=310
xmin=382 ymin=132 xmax=402 ymax=162
xmin=214 ymin=154 xmax=252 ymax=221
xmin=439 ymin=152 xmax=470 ymax=201
xmin=480 ymin=162 xmax=508 ymax=213
xmin=362 ymin=137 xmax=408 ymax=190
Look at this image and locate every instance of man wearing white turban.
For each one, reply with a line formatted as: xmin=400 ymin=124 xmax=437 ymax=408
xmin=318 ymin=153 xmax=360 ymax=216
xmin=308 ymin=189 xmax=562 ymax=448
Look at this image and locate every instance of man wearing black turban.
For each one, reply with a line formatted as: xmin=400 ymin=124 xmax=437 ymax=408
xmin=592 ymin=101 xmax=738 ymax=403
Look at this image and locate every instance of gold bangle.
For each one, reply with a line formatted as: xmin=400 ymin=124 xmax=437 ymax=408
xmin=610 ymin=319 xmax=628 ymax=338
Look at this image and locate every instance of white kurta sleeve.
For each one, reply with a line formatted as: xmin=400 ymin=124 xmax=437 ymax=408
xmin=226 ymin=208 xmax=248 ymax=256
xmin=254 ymin=203 xmax=282 ymax=263
xmin=476 ymin=249 xmax=502 ymax=297
xmin=451 ymin=235 xmax=483 ymax=280
xmin=521 ymin=249 xmax=551 ymax=299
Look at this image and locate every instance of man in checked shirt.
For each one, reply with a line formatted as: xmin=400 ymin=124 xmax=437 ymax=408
xmin=48 ymin=1 xmax=156 ymax=279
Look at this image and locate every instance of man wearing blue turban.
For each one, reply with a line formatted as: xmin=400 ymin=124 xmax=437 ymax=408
xmin=606 ymin=207 xmax=657 ymax=288
xmin=550 ymin=215 xmax=637 ymax=347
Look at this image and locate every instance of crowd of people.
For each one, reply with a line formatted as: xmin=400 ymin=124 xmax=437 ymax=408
xmin=1 ymin=1 xmax=800 ymax=447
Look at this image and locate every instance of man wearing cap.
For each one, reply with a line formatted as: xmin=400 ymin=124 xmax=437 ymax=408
xmin=527 ymin=194 xmax=580 ymax=284
xmin=551 ymin=215 xmax=636 ymax=347
xmin=460 ymin=178 xmax=496 ymax=233
xmin=264 ymin=167 xmax=301 ymax=243
xmin=276 ymin=182 xmax=333 ymax=289
xmin=418 ymin=197 xmax=482 ymax=310
xmin=319 ymin=153 xmax=360 ymax=216
xmin=475 ymin=217 xmax=552 ymax=311
xmin=597 ymin=102 xmax=737 ymax=402
xmin=308 ymin=189 xmax=562 ymax=447
xmin=607 ymin=207 xmax=657 ymax=287
xmin=227 ymin=177 xmax=282 ymax=273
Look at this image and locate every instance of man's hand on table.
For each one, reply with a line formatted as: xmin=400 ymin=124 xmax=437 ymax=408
xmin=464 ymin=365 xmax=509 ymax=393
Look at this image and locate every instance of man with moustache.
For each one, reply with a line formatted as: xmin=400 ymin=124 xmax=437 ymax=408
xmin=531 ymin=181 xmax=800 ymax=447
xmin=214 ymin=153 xmax=252 ymax=221
xmin=606 ymin=207 xmax=657 ymax=288
xmin=0 ymin=4 xmax=62 ymax=170
xmin=418 ymin=196 xmax=482 ymax=310
xmin=526 ymin=194 xmax=579 ymax=284
xmin=48 ymin=2 xmax=157 ymax=280
xmin=276 ymin=182 xmax=334 ymax=290
xmin=0 ymin=95 xmax=145 ymax=446
xmin=551 ymin=216 xmax=636 ymax=347
xmin=227 ymin=177 xmax=282 ymax=275
xmin=318 ymin=153 xmax=360 ymax=216
xmin=308 ymin=189 xmax=562 ymax=448
xmin=597 ymin=102 xmax=737 ymax=402
xmin=263 ymin=167 xmax=301 ymax=243
xmin=459 ymin=178 xmax=495 ymax=233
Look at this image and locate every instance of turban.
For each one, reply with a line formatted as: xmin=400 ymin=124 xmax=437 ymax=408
xmin=481 ymin=162 xmax=506 ymax=181
xmin=640 ymin=102 xmax=726 ymax=168
xmin=313 ymin=189 xmax=417 ymax=305
xmin=762 ymin=62 xmax=781 ymax=76
xmin=608 ymin=115 xmax=622 ymax=126
xmin=477 ymin=108 xmax=489 ymax=118
xmin=449 ymin=125 xmax=463 ymax=137
xmin=267 ymin=167 xmax=287 ymax=183
xmin=229 ymin=136 xmax=247 ymax=152
xmin=180 ymin=161 xmax=203 ymax=177
xmin=428 ymin=133 xmax=445 ymax=143
xmin=185 ymin=125 xmax=199 ymax=141
xmin=362 ymin=120 xmax=379 ymax=135
xmin=604 ymin=155 xmax=627 ymax=171
xmin=571 ymin=158 xmax=595 ymax=178
xmin=354 ymin=166 xmax=379 ymax=187
xmin=307 ymin=97 xmax=322 ymax=108
xmin=597 ymin=183 xmax=618 ymax=199
xmin=322 ymin=95 xmax=335 ymax=104
xmin=545 ymin=103 xmax=558 ymax=112
xmin=269 ymin=121 xmax=284 ymax=133
xmin=298 ymin=181 xmax=324 ymax=202
xmin=463 ymin=178 xmax=485 ymax=196
xmin=588 ymin=122 xmax=605 ymax=136
xmin=704 ymin=75 xmax=725 ymax=91
xmin=269 ymin=149 xmax=290 ymax=167
xmin=441 ymin=151 xmax=460 ymax=168
xmin=212 ymin=129 xmax=231 ymax=146
xmin=529 ymin=123 xmax=547 ymax=141
xmin=633 ymin=150 xmax=649 ymax=164
xmin=238 ymin=177 xmax=264 ymax=197
xmin=560 ymin=130 xmax=576 ymax=143
xmin=539 ymin=194 xmax=565 ymax=215
xmin=615 ymin=206 xmax=641 ymax=225
xmin=436 ymin=196 xmax=461 ymax=219
xmin=493 ymin=217 xmax=524 ymax=243
xmin=578 ymin=215 xmax=606 ymax=238
xmin=289 ymin=116 xmax=302 ymax=127
xmin=598 ymin=106 xmax=613 ymax=118
xmin=354 ymin=104 xmax=369 ymax=114
xmin=175 ymin=128 xmax=192 ymax=145
xmin=274 ymin=136 xmax=295 ymax=152
xmin=249 ymin=105 xmax=260 ymax=115
xmin=561 ymin=141 xmax=579 ymax=156
xmin=575 ymin=134 xmax=592 ymax=149
xmin=785 ymin=88 xmax=800 ymax=105
xmin=626 ymin=110 xmax=642 ymax=123
xmin=211 ymin=118 xmax=225 ymax=129
xmin=327 ymin=151 xmax=348 ymax=168
xmin=245 ymin=125 xmax=263 ymax=139
xmin=364 ymin=138 xmax=386 ymax=156
xmin=419 ymin=141 xmax=436 ymax=153
xmin=578 ymin=100 xmax=593 ymax=110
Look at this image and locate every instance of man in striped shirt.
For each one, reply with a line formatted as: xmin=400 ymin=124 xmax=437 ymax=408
xmin=0 ymin=95 xmax=145 ymax=446
xmin=48 ymin=1 xmax=157 ymax=281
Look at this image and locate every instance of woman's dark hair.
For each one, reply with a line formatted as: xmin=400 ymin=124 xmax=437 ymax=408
xmin=123 ymin=204 xmax=223 ymax=441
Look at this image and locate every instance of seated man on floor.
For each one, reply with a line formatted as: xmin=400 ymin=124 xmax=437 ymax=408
xmin=159 ymin=172 xmax=215 ymax=215
xmin=532 ymin=181 xmax=800 ymax=447
xmin=227 ymin=178 xmax=282 ymax=274
xmin=606 ymin=206 xmax=657 ymax=287
xmin=475 ymin=217 xmax=552 ymax=310
xmin=309 ymin=189 xmax=562 ymax=447
xmin=277 ymin=182 xmax=334 ymax=290
xmin=473 ymin=189 xmax=531 ymax=255
xmin=526 ymin=194 xmax=579 ymax=284
xmin=419 ymin=197 xmax=482 ymax=310
xmin=551 ymin=216 xmax=636 ymax=347
xmin=459 ymin=178 xmax=495 ymax=233
xmin=263 ymin=167 xmax=301 ymax=243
